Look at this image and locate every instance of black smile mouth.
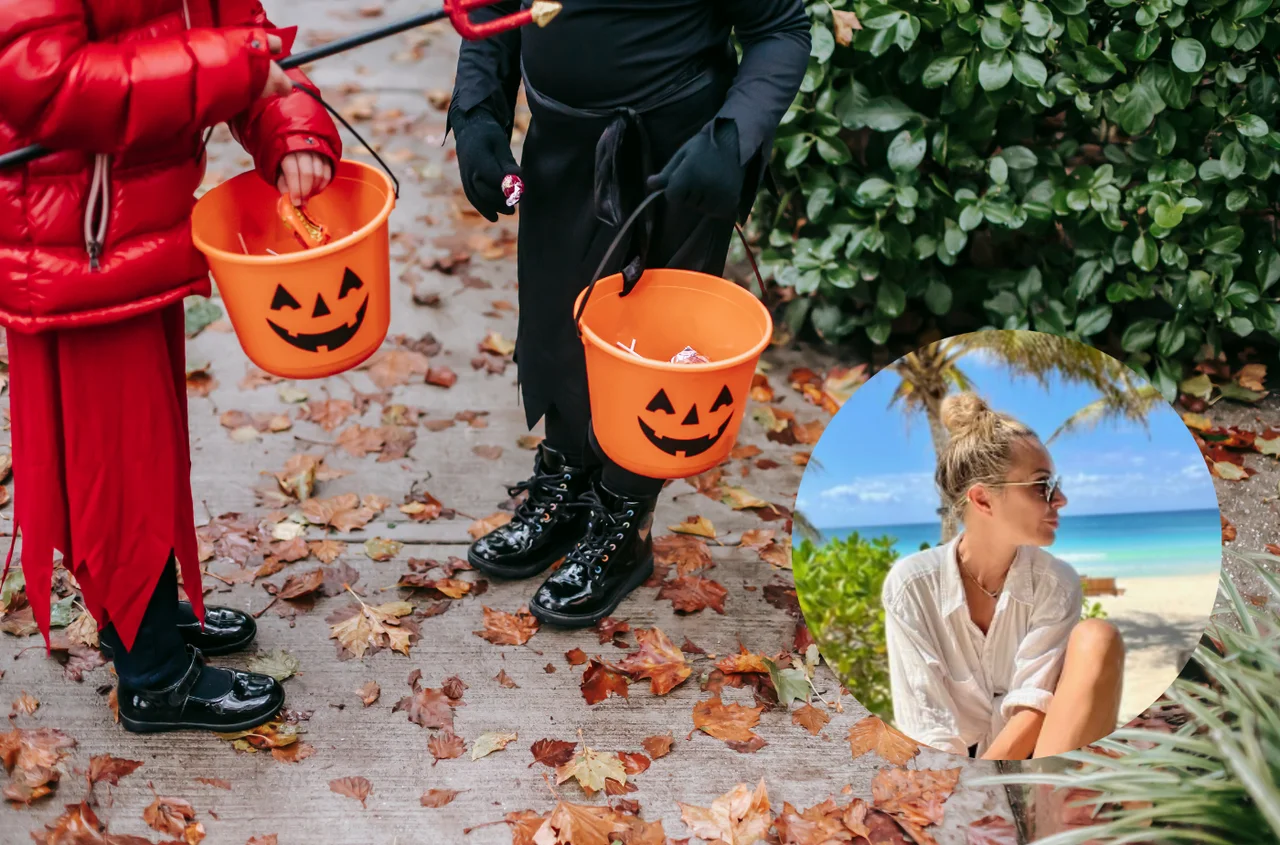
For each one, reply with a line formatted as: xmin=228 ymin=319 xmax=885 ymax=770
xmin=638 ymin=416 xmax=732 ymax=457
xmin=267 ymin=296 xmax=368 ymax=352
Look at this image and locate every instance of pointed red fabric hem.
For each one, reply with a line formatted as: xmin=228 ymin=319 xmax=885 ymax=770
xmin=6 ymin=303 xmax=203 ymax=652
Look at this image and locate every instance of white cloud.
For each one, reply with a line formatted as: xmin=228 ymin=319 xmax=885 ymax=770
xmin=818 ymin=472 xmax=935 ymax=505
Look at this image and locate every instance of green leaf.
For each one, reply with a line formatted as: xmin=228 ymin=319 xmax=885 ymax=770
xmin=876 ymin=280 xmax=907 ymax=318
xmin=1186 ymin=270 xmax=1213 ymax=309
xmin=0 ymin=566 xmax=23 ymax=610
xmin=184 ymin=296 xmax=224 ymax=339
xmin=816 ymin=137 xmax=852 ymax=165
xmin=1121 ymin=318 xmax=1160 ymax=351
xmin=1236 ymin=114 xmax=1269 ymax=137
xmin=989 ymin=156 xmax=1010 ymax=185
xmin=944 ymin=221 xmax=968 ymax=254
xmin=1205 ymin=225 xmax=1245 ymax=255
xmin=857 ymin=97 xmax=917 ymax=131
xmin=49 ymin=595 xmax=77 ymax=629
xmin=959 ymin=204 xmax=985 ymax=231
xmin=887 ymin=130 xmax=927 ymax=172
xmin=1075 ymin=303 xmax=1113 ymax=335
xmin=1111 ymin=81 xmax=1164 ymax=134
xmin=1255 ymin=247 xmax=1280 ymax=289
xmin=1022 ymin=1 xmax=1053 ymax=36
xmin=1221 ymin=142 xmax=1246 ymax=179
xmin=1171 ymin=38 xmax=1206 ymax=73
xmin=1050 ymin=0 xmax=1085 ymax=14
xmin=1132 ymin=233 xmax=1159 ymax=271
xmin=981 ymin=16 xmax=1013 ymax=49
xmin=762 ymin=657 xmax=811 ymax=708
xmin=924 ymin=279 xmax=953 ymax=314
xmin=1226 ymin=188 xmax=1250 ymax=212
xmin=1226 ymin=316 xmax=1255 ymax=337
xmin=1013 ymin=53 xmax=1048 ymax=87
xmin=1071 ymin=260 xmax=1104 ymax=299
xmin=1000 ymin=145 xmax=1038 ymax=169
xmin=979 ymin=53 xmax=1014 ymax=90
xmin=923 ymin=55 xmax=965 ymax=87
xmin=784 ymin=137 xmax=813 ymax=169
xmin=866 ymin=321 xmax=892 ymax=345
xmin=1152 ymin=203 xmax=1183 ymax=228
xmin=856 ymin=178 xmax=895 ymax=202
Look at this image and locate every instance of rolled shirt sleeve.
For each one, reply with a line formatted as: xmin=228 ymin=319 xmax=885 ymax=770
xmin=999 ymin=573 xmax=1082 ymax=720
xmin=884 ymin=593 xmax=968 ymax=756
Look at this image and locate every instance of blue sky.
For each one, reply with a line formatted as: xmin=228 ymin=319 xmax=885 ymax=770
xmin=796 ymin=348 xmax=1220 ymax=529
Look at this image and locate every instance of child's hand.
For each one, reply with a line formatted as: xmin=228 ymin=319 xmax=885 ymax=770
xmin=277 ymin=152 xmax=333 ymax=206
xmin=259 ymin=61 xmax=294 ymax=100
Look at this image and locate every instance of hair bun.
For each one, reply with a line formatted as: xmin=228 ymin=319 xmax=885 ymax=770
xmin=940 ymin=392 xmax=992 ymax=435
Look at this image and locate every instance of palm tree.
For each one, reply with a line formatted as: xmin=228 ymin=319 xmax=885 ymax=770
xmin=890 ymin=332 xmax=1163 ymax=543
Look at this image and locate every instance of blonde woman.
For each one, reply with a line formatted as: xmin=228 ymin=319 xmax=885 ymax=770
xmin=881 ymin=393 xmax=1125 ymax=760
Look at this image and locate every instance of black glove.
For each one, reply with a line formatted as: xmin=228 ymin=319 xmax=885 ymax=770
xmin=452 ymin=105 xmax=520 ymax=223
xmin=648 ymin=118 xmax=745 ymax=221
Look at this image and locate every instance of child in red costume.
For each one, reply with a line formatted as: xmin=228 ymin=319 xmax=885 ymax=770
xmin=0 ymin=0 xmax=342 ymax=733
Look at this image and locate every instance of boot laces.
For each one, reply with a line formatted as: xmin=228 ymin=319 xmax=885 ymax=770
xmin=564 ymin=490 xmax=635 ymax=573
xmin=506 ymin=461 xmax=572 ymax=526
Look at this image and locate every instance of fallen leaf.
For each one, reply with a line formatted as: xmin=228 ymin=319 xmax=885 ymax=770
xmin=966 ymin=814 xmax=1020 ymax=845
xmin=480 ymin=332 xmax=516 ymax=356
xmin=517 ymin=434 xmax=544 ymax=450
xmin=471 ymin=731 xmax=517 ymax=760
xmin=366 ymin=348 xmax=430 ymax=389
xmin=1237 ymin=363 xmax=1267 ymax=392
xmin=691 ymin=696 xmax=764 ymax=745
xmin=329 ymin=776 xmax=372 ymax=808
xmin=11 ymin=692 xmax=38 ymax=716
xmin=473 ymin=445 xmax=504 ymax=460
xmin=658 ymin=575 xmax=729 ymax=614
xmin=738 ymin=529 xmax=776 ymax=551
xmin=421 ymin=788 xmax=461 ymax=808
xmin=271 ymin=741 xmax=316 ymax=764
xmin=677 ymin=778 xmax=772 ymax=845
xmin=474 ymin=606 xmax=540 ymax=646
xmin=327 ymin=599 xmax=415 ymax=659
xmin=871 ymin=767 xmax=962 ymax=827
xmin=720 ymin=486 xmax=768 ymax=510
xmin=669 ymin=516 xmax=716 ymax=538
xmin=143 ymin=795 xmax=197 ymax=839
xmin=1257 ymin=428 xmax=1280 ymax=456
xmin=247 ymin=649 xmax=300 ymax=681
xmin=615 ymin=628 xmax=691 ymax=695
xmin=849 ymin=716 xmax=921 ymax=766
xmin=565 ymin=648 xmax=588 ymax=666
xmin=364 ymin=537 xmax=403 ymax=561
xmin=469 ymin=512 xmax=513 ymax=540
xmin=1222 ymin=514 xmax=1237 ymax=543
xmin=555 ymin=745 xmax=627 ymax=795
xmin=429 ymin=728 xmax=467 ymax=764
xmin=495 ymin=669 xmax=520 ymax=689
xmin=581 ymin=659 xmax=630 ymax=705
xmin=87 ymin=754 xmax=142 ymax=786
xmin=653 ymin=535 xmax=714 ymax=575
xmin=394 ymin=686 xmax=455 ymax=730
xmin=530 ymin=739 xmax=579 ymax=769
xmin=530 ymin=800 xmax=623 ymax=845
xmin=642 ymin=734 xmax=673 ymax=760
xmin=793 ymin=704 xmax=831 ymax=735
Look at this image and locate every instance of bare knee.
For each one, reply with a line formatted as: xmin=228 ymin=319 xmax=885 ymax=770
xmin=1068 ymin=619 xmax=1125 ymax=668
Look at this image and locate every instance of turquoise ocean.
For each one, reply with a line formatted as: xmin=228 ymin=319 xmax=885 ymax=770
xmin=817 ymin=508 xmax=1222 ymax=579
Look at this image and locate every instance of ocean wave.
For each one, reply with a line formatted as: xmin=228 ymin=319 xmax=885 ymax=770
xmin=1056 ymin=552 xmax=1108 ymax=563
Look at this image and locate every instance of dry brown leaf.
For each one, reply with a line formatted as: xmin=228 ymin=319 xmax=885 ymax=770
xmin=691 ymin=696 xmax=764 ymax=745
xmin=421 ymin=788 xmax=461 ymax=808
xmin=555 ymin=745 xmax=626 ymax=795
xmin=468 ymin=512 xmax=513 ymax=540
xmin=87 ymin=754 xmax=143 ymax=786
xmin=615 ymin=628 xmax=691 ymax=695
xmin=1237 ymin=363 xmax=1267 ymax=392
xmin=495 ymin=669 xmax=520 ymax=689
xmin=677 ymin=778 xmax=772 ymax=845
xmin=872 ymin=767 xmax=962 ymax=828
xmin=565 ymin=648 xmax=588 ymax=666
xmin=653 ymin=534 xmax=714 ymax=575
xmin=669 ymin=516 xmax=716 ymax=538
xmin=328 ymin=599 xmax=415 ymax=659
xmin=657 ymin=575 xmax=729 ymax=614
xmin=848 ymin=716 xmax=921 ymax=766
xmin=642 ymin=734 xmax=673 ymax=760
xmin=581 ymin=659 xmax=630 ymax=705
xmin=531 ymin=800 xmax=623 ymax=845
xmin=480 ymin=331 xmax=516 ymax=356
xmin=966 ymin=815 xmax=1020 ymax=845
xmin=329 ymin=776 xmax=373 ymax=808
xmin=474 ymin=606 xmax=540 ymax=646
xmin=530 ymin=738 xmax=579 ymax=769
xmin=429 ymin=728 xmax=467 ymax=764
xmin=365 ymin=348 xmax=430 ymax=389
xmin=792 ymin=704 xmax=831 ymax=736
xmin=470 ymin=731 xmax=518 ymax=760
xmin=11 ymin=692 xmax=38 ymax=716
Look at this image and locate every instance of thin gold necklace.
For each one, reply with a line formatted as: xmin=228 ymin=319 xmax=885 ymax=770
xmin=957 ymin=547 xmax=1004 ymax=599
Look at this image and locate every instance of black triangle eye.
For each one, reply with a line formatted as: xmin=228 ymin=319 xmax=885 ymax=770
xmin=710 ymin=385 xmax=733 ymax=412
xmin=270 ymin=285 xmax=301 ymax=311
xmin=646 ymin=388 xmax=675 ymax=414
xmin=339 ymin=268 xmax=364 ymax=298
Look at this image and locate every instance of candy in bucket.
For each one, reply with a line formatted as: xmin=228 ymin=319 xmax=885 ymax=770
xmin=615 ymin=339 xmax=711 ymax=364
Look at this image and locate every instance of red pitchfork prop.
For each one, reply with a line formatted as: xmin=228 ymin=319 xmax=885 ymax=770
xmin=0 ymin=1 xmax=562 ymax=171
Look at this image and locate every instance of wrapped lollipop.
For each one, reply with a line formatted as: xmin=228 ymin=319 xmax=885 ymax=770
xmin=278 ymin=196 xmax=331 ymax=249
xmin=502 ymin=173 xmax=524 ymax=207
xmin=670 ymin=345 xmax=710 ymax=364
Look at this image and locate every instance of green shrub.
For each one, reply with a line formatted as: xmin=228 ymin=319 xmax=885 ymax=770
xmin=793 ymin=531 xmax=900 ymax=717
xmin=753 ymin=0 xmax=1280 ymax=398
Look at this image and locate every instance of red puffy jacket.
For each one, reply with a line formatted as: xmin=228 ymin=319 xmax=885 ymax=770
xmin=0 ymin=0 xmax=342 ymax=333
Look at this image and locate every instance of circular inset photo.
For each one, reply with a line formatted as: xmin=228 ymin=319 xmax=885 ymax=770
xmin=791 ymin=329 xmax=1223 ymax=761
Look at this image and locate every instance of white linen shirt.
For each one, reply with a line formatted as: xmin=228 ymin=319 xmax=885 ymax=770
xmin=880 ymin=536 xmax=1082 ymax=756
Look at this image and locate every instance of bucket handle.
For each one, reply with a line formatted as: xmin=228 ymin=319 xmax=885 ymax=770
xmin=572 ymin=178 xmax=769 ymax=338
xmin=287 ymin=84 xmax=401 ymax=200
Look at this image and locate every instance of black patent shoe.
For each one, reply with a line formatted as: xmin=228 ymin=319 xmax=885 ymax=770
xmin=528 ymin=482 xmax=656 ymax=628
xmin=468 ymin=443 xmax=598 ymax=579
xmin=100 ymin=602 xmax=256 ymax=660
xmin=117 ymin=646 xmax=284 ymax=734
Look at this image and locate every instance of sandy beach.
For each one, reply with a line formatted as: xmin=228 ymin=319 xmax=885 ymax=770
xmin=1094 ymin=572 xmax=1221 ymax=724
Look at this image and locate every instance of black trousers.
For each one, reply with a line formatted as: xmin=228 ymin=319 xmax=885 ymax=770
xmin=544 ymin=405 xmax=666 ymax=499
xmin=98 ymin=555 xmax=188 ymax=689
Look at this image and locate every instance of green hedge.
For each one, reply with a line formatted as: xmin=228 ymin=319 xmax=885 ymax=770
xmin=793 ymin=532 xmax=899 ymax=717
xmin=753 ymin=0 xmax=1280 ymax=399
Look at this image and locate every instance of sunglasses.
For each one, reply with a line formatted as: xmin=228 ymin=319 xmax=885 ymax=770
xmin=986 ymin=474 xmax=1063 ymax=504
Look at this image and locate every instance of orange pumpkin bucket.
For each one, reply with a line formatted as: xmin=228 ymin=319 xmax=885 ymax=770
xmin=191 ymin=158 xmax=396 ymax=379
xmin=573 ymin=193 xmax=773 ymax=479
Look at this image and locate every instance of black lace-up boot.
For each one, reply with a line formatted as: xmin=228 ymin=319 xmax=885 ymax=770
xmin=467 ymin=443 xmax=599 ymax=579
xmin=528 ymin=482 xmax=657 ymax=628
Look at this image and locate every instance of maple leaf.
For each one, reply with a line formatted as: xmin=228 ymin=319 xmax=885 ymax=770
xmin=716 ymin=650 xmax=770 ymax=675
xmin=642 ymin=734 xmax=673 ymax=760
xmin=618 ymin=752 xmax=650 ymax=775
xmin=277 ymin=568 xmax=325 ymax=601
xmin=848 ymin=716 xmax=921 ymax=766
xmin=595 ymin=617 xmax=631 ymax=644
xmin=143 ymin=795 xmax=199 ymax=840
xmin=530 ymin=739 xmax=578 ymax=768
xmin=31 ymin=800 xmax=155 ymax=845
xmin=493 ymin=669 xmax=520 ymax=689
xmin=691 ymin=696 xmax=764 ymax=745
xmin=532 ymin=800 xmax=623 ymax=845
xmin=87 ymin=754 xmax=142 ymax=786
xmin=271 ymin=742 xmax=316 ymax=764
xmin=330 ymin=776 xmax=373 ymax=808
xmin=669 ymin=515 xmax=716 ymax=538
xmin=966 ymin=815 xmax=1019 ymax=845
xmin=11 ymin=692 xmax=37 ymax=716
xmin=555 ymin=745 xmax=627 ymax=794
xmin=298 ymin=399 xmax=356 ymax=432
xmin=336 ymin=424 xmax=386 ymax=458
xmin=327 ymin=597 xmax=415 ymax=659
xmin=247 ymin=837 xmax=279 ymax=845
xmin=774 ymin=797 xmax=853 ymax=844
xmin=468 ymin=512 xmax=513 ymax=539
xmin=658 ymin=575 xmax=729 ymax=614
xmin=738 ymin=529 xmax=776 ymax=551
xmin=429 ymin=728 xmax=467 ymax=764
xmin=365 ymin=348 xmax=430 ymax=389
xmin=792 ymin=704 xmax=831 ymax=736
xmin=581 ymin=659 xmax=630 ymax=705
xmin=517 ymin=434 xmax=544 ymax=450
xmin=616 ymin=628 xmax=692 ymax=695
xmin=474 ymin=606 xmax=539 ymax=645
xmin=2 ymin=727 xmax=76 ymax=804
xmin=394 ymin=686 xmax=455 ymax=730
xmin=357 ymin=681 xmax=381 ymax=707
xmin=759 ymin=541 xmax=792 ymax=569
xmin=421 ymin=788 xmax=461 ymax=808
xmin=677 ymin=778 xmax=772 ymax=845
xmin=872 ymin=767 xmax=962 ymax=828
xmin=653 ymin=534 xmax=714 ymax=575
xmin=565 ymin=648 xmax=588 ymax=666
xmin=320 ymin=562 xmax=362 ymax=597
xmin=471 ymin=731 xmax=517 ymax=760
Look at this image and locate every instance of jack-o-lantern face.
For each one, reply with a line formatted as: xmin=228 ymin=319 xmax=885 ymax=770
xmin=267 ymin=268 xmax=368 ymax=353
xmin=638 ymin=385 xmax=734 ymax=457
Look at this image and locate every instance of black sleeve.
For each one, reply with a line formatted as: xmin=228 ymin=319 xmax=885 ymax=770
xmin=448 ymin=0 xmax=523 ymax=131
xmin=716 ymin=0 xmax=811 ymax=165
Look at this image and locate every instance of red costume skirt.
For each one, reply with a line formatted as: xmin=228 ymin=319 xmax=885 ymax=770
xmin=5 ymin=303 xmax=203 ymax=651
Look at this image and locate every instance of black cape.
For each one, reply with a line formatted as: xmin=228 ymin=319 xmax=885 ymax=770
xmin=449 ymin=0 xmax=809 ymax=429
